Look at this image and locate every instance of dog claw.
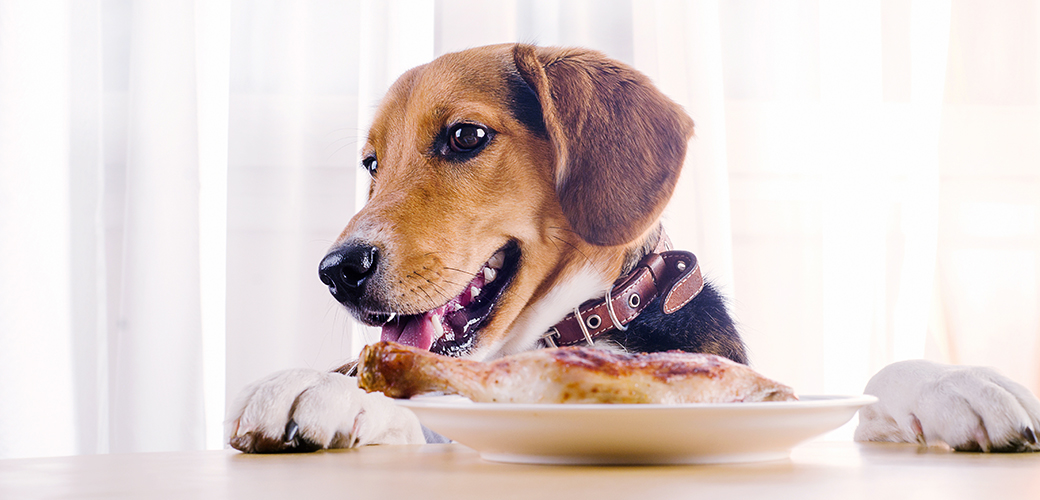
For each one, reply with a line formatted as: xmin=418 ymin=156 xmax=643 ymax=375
xmin=228 ymin=434 xmax=252 ymax=452
xmin=1023 ymin=427 xmax=1037 ymax=445
xmin=909 ymin=414 xmax=926 ymax=445
xmin=285 ymin=419 xmax=299 ymax=442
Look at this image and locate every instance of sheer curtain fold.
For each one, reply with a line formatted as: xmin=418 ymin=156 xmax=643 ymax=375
xmin=0 ymin=0 xmax=77 ymax=459
xmin=68 ymin=0 xmax=106 ymax=456
xmin=113 ymin=0 xmax=205 ymax=453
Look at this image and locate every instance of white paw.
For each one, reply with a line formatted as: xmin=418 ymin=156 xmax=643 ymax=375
xmin=855 ymin=360 xmax=1040 ymax=452
xmin=226 ymin=368 xmax=425 ymax=453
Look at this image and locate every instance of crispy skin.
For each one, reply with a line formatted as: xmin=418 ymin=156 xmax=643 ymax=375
xmin=358 ymin=341 xmax=796 ymax=404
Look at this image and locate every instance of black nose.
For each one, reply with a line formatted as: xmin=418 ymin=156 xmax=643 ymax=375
xmin=319 ymin=243 xmax=379 ymax=303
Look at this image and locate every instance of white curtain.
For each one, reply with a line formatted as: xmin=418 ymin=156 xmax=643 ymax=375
xmin=1 ymin=0 xmax=1038 ymax=459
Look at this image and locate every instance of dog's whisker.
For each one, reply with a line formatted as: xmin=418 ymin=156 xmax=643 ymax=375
xmin=321 ymin=301 xmax=340 ymax=325
xmin=409 ymin=271 xmax=440 ymax=305
xmin=421 ymin=250 xmax=465 ymax=260
xmin=548 ymin=226 xmax=581 ymax=236
xmin=545 ymin=236 xmax=562 ymax=253
xmin=550 ymin=234 xmax=590 ymax=264
xmin=322 ymin=136 xmax=361 ymax=150
xmin=442 ymin=266 xmax=477 ymax=277
xmin=418 ymin=275 xmax=452 ymax=301
xmin=319 ymin=126 xmax=366 ymax=140
xmin=326 ymin=142 xmax=362 ymax=161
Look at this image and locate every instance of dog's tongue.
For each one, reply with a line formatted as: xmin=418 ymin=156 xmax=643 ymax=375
xmin=381 ymin=313 xmax=435 ymax=350
xmin=377 ymin=260 xmax=492 ymax=351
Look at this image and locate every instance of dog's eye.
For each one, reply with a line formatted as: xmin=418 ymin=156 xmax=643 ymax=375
xmin=362 ymin=156 xmax=378 ymax=176
xmin=448 ymin=124 xmax=488 ymax=153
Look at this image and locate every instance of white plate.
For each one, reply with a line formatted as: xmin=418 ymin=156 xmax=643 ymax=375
xmin=397 ymin=394 xmax=877 ymax=465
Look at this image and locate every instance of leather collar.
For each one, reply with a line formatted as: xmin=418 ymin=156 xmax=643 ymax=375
xmin=541 ymin=250 xmax=704 ymax=348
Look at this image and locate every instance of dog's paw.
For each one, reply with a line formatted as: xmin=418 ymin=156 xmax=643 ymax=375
xmin=226 ymin=369 xmax=425 ymax=453
xmin=855 ymin=360 xmax=1040 ymax=452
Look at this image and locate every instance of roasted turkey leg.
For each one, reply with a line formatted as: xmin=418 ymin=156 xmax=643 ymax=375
xmin=357 ymin=341 xmax=796 ymax=404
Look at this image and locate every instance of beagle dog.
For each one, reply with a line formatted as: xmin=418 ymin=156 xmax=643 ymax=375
xmin=228 ymin=44 xmax=1040 ymax=454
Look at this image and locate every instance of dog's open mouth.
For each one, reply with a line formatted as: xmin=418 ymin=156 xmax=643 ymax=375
xmin=379 ymin=243 xmax=519 ymax=356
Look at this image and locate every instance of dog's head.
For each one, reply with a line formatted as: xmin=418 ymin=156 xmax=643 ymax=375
xmin=319 ymin=44 xmax=693 ymax=359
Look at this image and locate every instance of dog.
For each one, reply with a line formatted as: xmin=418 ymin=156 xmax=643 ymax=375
xmin=227 ymin=44 xmax=1040 ymax=454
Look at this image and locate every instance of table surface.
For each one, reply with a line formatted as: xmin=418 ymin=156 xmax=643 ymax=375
xmin=2 ymin=440 xmax=1039 ymax=500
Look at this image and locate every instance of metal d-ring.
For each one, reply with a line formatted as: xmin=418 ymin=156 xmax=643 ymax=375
xmin=605 ymin=288 xmax=628 ymax=331
xmin=573 ymin=306 xmax=595 ymax=345
xmin=541 ymin=327 xmax=560 ymax=348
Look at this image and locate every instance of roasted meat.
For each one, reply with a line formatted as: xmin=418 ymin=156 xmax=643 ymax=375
xmin=357 ymin=341 xmax=796 ymax=404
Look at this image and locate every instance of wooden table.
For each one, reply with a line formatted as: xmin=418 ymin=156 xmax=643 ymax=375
xmin=2 ymin=441 xmax=1039 ymax=499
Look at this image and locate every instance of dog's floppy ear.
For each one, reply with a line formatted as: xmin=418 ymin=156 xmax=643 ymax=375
xmin=512 ymin=44 xmax=694 ymax=247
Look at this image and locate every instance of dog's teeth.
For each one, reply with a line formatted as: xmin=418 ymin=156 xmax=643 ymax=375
xmin=470 ymin=286 xmax=480 ymax=301
xmin=431 ymin=314 xmax=444 ymax=338
xmin=483 ymin=267 xmax=496 ymax=283
xmin=487 ymin=251 xmax=505 ymax=269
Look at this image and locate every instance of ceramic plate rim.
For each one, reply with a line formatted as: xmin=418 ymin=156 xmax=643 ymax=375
xmin=395 ymin=394 xmax=878 ymax=465
xmin=396 ymin=393 xmax=878 ymax=411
